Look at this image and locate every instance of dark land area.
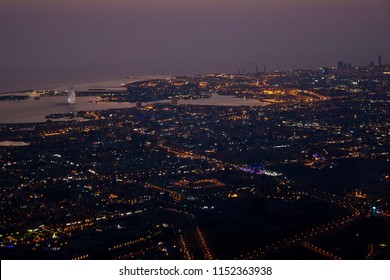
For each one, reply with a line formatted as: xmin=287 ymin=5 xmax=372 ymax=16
xmin=1 ymin=66 xmax=389 ymax=260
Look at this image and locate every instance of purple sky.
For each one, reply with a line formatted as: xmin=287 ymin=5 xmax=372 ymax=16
xmin=1 ymin=0 xmax=389 ymax=92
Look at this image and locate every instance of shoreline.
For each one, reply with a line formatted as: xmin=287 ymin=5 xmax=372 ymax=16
xmin=0 ymin=75 xmax=171 ymax=95
xmin=0 ymin=94 xmax=271 ymax=125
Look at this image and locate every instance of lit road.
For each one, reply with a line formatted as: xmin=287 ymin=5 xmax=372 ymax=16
xmin=143 ymin=182 xmax=184 ymax=202
xmin=239 ymin=212 xmax=361 ymax=259
xmin=195 ymin=226 xmax=213 ymax=260
xmin=165 ymin=208 xmax=214 ymax=260
xmin=302 ymin=242 xmax=341 ymax=260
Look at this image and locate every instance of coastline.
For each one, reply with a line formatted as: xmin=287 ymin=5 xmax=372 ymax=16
xmin=0 ymin=94 xmax=270 ymax=124
xmin=0 ymin=75 xmax=171 ymax=95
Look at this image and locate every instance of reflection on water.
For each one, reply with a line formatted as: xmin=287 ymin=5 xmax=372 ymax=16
xmin=0 ymin=94 xmax=269 ymax=124
xmin=0 ymin=141 xmax=30 ymax=147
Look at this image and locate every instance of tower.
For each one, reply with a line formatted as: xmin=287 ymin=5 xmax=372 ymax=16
xmin=378 ymin=55 xmax=382 ymax=66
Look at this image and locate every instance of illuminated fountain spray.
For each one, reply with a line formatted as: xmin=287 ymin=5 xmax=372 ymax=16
xmin=67 ymin=90 xmax=76 ymax=104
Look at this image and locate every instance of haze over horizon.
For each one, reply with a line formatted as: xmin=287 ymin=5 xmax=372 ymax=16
xmin=1 ymin=0 xmax=389 ymax=92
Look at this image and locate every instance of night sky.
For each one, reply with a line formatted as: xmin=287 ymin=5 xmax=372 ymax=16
xmin=1 ymin=0 xmax=389 ymax=92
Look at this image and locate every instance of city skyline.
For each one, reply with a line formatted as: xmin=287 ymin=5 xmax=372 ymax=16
xmin=1 ymin=0 xmax=390 ymax=262
xmin=1 ymin=67 xmax=390 ymax=260
xmin=1 ymin=0 xmax=390 ymax=92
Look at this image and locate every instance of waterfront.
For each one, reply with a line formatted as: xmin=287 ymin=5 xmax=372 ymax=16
xmin=0 ymin=94 xmax=269 ymax=124
xmin=52 ymin=76 xmax=170 ymax=91
xmin=1 ymin=68 xmax=389 ymax=261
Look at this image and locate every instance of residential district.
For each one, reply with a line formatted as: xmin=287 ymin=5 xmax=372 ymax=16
xmin=0 ymin=62 xmax=389 ymax=260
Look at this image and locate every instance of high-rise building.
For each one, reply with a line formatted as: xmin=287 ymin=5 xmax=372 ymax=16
xmin=378 ymin=55 xmax=382 ymax=66
xmin=337 ymin=61 xmax=344 ymax=70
